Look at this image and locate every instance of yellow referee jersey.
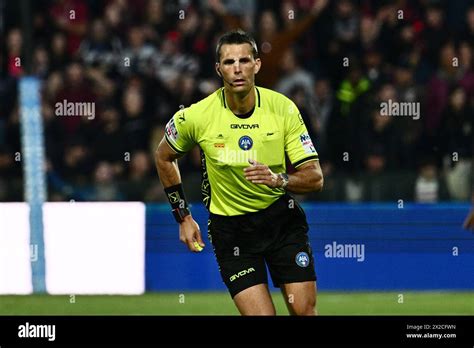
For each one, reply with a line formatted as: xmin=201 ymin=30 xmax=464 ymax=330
xmin=164 ymin=86 xmax=319 ymax=216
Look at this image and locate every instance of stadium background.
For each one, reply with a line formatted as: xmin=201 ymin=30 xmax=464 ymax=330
xmin=0 ymin=0 xmax=473 ymax=315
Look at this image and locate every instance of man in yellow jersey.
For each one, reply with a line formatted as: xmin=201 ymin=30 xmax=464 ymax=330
xmin=155 ymin=30 xmax=323 ymax=315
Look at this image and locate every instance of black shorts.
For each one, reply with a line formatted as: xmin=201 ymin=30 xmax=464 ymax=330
xmin=207 ymin=194 xmax=316 ymax=298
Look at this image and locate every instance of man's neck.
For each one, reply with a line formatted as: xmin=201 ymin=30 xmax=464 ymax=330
xmin=225 ymin=86 xmax=255 ymax=115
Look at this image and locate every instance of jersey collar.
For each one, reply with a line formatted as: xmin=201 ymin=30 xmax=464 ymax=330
xmin=221 ymin=86 xmax=261 ymax=109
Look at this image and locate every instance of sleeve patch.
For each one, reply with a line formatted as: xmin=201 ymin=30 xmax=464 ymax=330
xmin=165 ymin=118 xmax=178 ymax=141
xmin=299 ymin=133 xmax=316 ymax=154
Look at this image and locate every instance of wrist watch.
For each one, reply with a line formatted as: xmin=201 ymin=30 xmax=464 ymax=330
xmin=277 ymin=173 xmax=289 ymax=189
xmin=172 ymin=207 xmax=191 ymax=223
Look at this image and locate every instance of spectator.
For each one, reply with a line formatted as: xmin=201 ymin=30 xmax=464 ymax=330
xmin=119 ymin=25 xmax=156 ymax=77
xmin=335 ymin=61 xmax=371 ymax=117
xmin=55 ymin=61 xmax=96 ymax=137
xmin=153 ymin=31 xmax=199 ymax=89
xmin=49 ymin=0 xmax=89 ymax=56
xmin=32 ymin=45 xmax=50 ymax=79
xmin=87 ymin=161 xmax=124 ymax=201
xmin=142 ymin=0 xmax=174 ymax=48
xmin=361 ymin=107 xmax=400 ymax=173
xmin=363 ymin=49 xmax=388 ymax=88
xmin=288 ymin=85 xmax=316 ymax=142
xmin=439 ymin=87 xmax=473 ymax=201
xmin=58 ymin=140 xmax=94 ymax=187
xmin=6 ymin=29 xmax=23 ymax=77
xmin=123 ymin=151 xmax=153 ymax=201
xmin=313 ymin=79 xmax=334 ymax=156
xmin=333 ymin=0 xmax=359 ymax=53
xmin=393 ymin=57 xmax=420 ymax=104
xmin=424 ymin=41 xmax=474 ymax=137
xmin=390 ymin=59 xmax=423 ymax=170
xmin=462 ymin=6 xmax=474 ymax=43
xmin=79 ymin=19 xmax=123 ymax=72
xmin=326 ymin=62 xmax=370 ymax=172
xmin=103 ymin=0 xmax=127 ymax=38
xmin=421 ymin=4 xmax=448 ymax=71
xmin=49 ymin=32 xmax=70 ymax=71
xmin=275 ymin=48 xmax=315 ymax=103
xmin=415 ymin=158 xmax=449 ymax=203
xmin=92 ymin=106 xmax=126 ymax=171
xmin=121 ymin=85 xmax=149 ymax=151
xmin=176 ymin=75 xmax=203 ymax=109
xmin=360 ymin=14 xmax=382 ymax=50
xmin=255 ymin=0 xmax=328 ymax=88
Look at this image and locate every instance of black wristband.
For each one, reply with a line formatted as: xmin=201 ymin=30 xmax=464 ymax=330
xmin=164 ymin=184 xmax=189 ymax=210
xmin=172 ymin=207 xmax=191 ymax=223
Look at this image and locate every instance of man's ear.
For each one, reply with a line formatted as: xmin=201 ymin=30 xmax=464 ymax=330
xmin=215 ymin=63 xmax=222 ymax=77
xmin=254 ymin=58 xmax=261 ymax=74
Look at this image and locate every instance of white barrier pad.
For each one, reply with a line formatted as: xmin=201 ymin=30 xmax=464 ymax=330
xmin=0 ymin=203 xmax=32 ymax=294
xmin=43 ymin=202 xmax=145 ymax=294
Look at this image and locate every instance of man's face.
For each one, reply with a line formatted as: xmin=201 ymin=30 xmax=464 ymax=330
xmin=216 ymin=43 xmax=261 ymax=93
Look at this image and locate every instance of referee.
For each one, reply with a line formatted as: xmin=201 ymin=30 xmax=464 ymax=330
xmin=155 ymin=30 xmax=323 ymax=315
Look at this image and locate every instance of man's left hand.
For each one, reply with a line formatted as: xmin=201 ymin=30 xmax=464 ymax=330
xmin=244 ymin=159 xmax=281 ymax=188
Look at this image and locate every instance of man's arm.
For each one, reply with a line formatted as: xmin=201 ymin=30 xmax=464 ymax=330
xmin=155 ymin=137 xmax=183 ymax=187
xmin=155 ymin=137 xmax=205 ymax=252
xmin=244 ymin=159 xmax=323 ymax=193
xmin=284 ymin=160 xmax=324 ymax=193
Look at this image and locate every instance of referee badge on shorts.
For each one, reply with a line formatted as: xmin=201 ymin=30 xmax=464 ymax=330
xmin=238 ymin=136 xmax=253 ymax=150
xmin=295 ymin=252 xmax=310 ymax=268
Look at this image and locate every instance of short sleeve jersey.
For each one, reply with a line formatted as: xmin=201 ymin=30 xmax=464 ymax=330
xmin=165 ymin=86 xmax=318 ymax=216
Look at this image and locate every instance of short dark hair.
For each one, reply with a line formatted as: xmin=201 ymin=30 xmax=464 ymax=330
xmin=215 ymin=30 xmax=259 ymax=62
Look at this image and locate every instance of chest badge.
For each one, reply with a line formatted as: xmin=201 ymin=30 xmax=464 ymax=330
xmin=238 ymin=136 xmax=253 ymax=151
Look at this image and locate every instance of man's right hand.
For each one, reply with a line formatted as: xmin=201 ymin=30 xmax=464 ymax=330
xmin=179 ymin=215 xmax=205 ymax=252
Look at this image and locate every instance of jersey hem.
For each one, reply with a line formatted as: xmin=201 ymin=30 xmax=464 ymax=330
xmin=209 ymin=192 xmax=285 ymax=217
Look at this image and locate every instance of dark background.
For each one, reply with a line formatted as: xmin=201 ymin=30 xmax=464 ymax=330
xmin=0 ymin=0 xmax=473 ymax=204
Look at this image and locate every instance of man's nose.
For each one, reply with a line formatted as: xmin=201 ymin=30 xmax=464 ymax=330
xmin=233 ymin=62 xmax=242 ymax=73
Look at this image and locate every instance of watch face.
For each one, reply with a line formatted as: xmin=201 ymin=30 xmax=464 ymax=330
xmin=279 ymin=173 xmax=289 ymax=188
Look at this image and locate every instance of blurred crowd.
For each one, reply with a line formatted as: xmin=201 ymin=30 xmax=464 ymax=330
xmin=0 ymin=0 xmax=473 ymax=203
